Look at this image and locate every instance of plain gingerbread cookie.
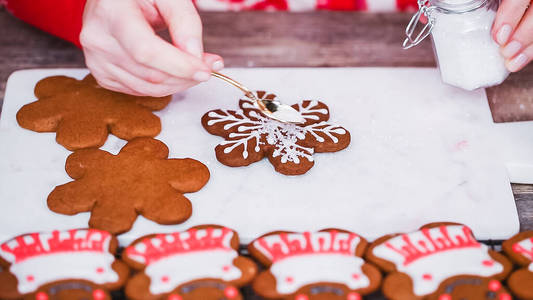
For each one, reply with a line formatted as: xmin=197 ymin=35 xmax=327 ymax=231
xmin=47 ymin=137 xmax=210 ymax=234
xmin=201 ymin=91 xmax=350 ymax=175
xmin=0 ymin=229 xmax=129 ymax=300
xmin=17 ymin=74 xmax=171 ymax=150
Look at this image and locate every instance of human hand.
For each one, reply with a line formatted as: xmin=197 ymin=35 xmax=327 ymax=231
xmin=80 ymin=0 xmax=223 ymax=97
xmin=492 ymin=0 xmax=533 ymax=72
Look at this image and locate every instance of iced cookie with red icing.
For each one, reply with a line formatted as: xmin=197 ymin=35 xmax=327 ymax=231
xmin=248 ymin=229 xmax=381 ymax=299
xmin=122 ymin=225 xmax=257 ymax=300
xmin=201 ymin=92 xmax=350 ymax=175
xmin=0 ymin=229 xmax=129 ymax=300
xmin=366 ymin=223 xmax=512 ymax=300
xmin=502 ymin=231 xmax=533 ymax=300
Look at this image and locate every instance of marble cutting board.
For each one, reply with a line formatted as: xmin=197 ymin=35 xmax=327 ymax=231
xmin=0 ymin=68 xmax=525 ymax=245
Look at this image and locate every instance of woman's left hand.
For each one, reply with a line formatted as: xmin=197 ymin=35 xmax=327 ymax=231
xmin=492 ymin=0 xmax=533 ymax=72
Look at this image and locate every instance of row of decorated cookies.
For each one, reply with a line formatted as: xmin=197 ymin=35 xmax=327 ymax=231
xmin=1 ymin=223 xmax=532 ymax=300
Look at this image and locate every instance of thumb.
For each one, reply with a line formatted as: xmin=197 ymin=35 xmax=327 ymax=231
xmin=154 ymin=0 xmax=204 ymax=58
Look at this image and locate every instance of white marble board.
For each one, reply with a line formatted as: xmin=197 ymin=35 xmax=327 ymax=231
xmin=0 ymin=68 xmax=524 ymax=245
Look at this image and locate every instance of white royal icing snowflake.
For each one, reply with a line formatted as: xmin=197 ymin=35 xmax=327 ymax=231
xmin=202 ymin=91 xmax=350 ymax=175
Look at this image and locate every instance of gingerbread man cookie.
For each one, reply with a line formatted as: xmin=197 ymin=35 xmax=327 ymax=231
xmin=366 ymin=223 xmax=512 ymax=300
xmin=0 ymin=229 xmax=129 ymax=300
xmin=122 ymin=225 xmax=257 ymax=300
xmin=47 ymin=137 xmax=210 ymax=234
xmin=248 ymin=229 xmax=381 ymax=299
xmin=427 ymin=276 xmax=511 ymax=300
xmin=502 ymin=231 xmax=533 ymax=299
xmin=17 ymin=74 xmax=171 ymax=150
xmin=201 ymin=92 xmax=350 ymax=175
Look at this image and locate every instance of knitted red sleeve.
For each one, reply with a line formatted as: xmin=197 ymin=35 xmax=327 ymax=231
xmin=4 ymin=0 xmax=87 ymax=47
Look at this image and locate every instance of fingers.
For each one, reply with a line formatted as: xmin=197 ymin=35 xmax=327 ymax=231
xmin=203 ymin=53 xmax=225 ymax=71
xmin=492 ymin=0 xmax=530 ymax=45
xmin=506 ymin=44 xmax=533 ymax=72
xmin=155 ymin=0 xmax=203 ymax=58
xmin=498 ymin=3 xmax=533 ymax=72
xmin=110 ymin=1 xmax=211 ymax=81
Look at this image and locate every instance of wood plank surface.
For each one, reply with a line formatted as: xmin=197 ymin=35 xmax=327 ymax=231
xmin=0 ymin=8 xmax=532 ymax=231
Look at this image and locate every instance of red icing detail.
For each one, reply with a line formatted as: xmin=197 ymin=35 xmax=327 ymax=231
xmin=488 ymin=280 xmax=501 ymax=292
xmin=438 ymin=294 xmax=452 ymax=300
xmin=347 ymin=292 xmax=361 ymax=300
xmin=500 ymin=293 xmax=513 ymax=300
xmin=499 ymin=293 xmax=512 ymax=300
xmin=124 ymin=227 xmax=234 ymax=265
xmin=0 ymin=229 xmax=111 ymax=263
xmin=254 ymin=231 xmax=359 ymax=263
xmin=454 ymin=140 xmax=469 ymax=151
xmin=285 ymin=276 xmax=294 ymax=283
xmin=351 ymin=273 xmax=360 ymax=280
xmin=96 ymin=267 xmax=104 ymax=274
xmin=384 ymin=226 xmax=480 ymax=266
xmin=223 ymin=265 xmax=231 ymax=272
xmin=482 ymin=260 xmax=494 ymax=266
xmin=168 ymin=295 xmax=183 ymax=300
xmin=92 ymin=289 xmax=106 ymax=300
xmin=36 ymin=292 xmax=49 ymax=300
xmin=295 ymin=294 xmax=309 ymax=300
xmin=161 ymin=275 xmax=170 ymax=283
xmin=512 ymin=240 xmax=533 ymax=261
xmin=422 ymin=273 xmax=432 ymax=280
xmin=224 ymin=286 xmax=239 ymax=299
xmin=26 ymin=275 xmax=34 ymax=282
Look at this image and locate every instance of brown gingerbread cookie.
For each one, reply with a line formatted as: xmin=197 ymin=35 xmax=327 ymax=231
xmin=0 ymin=229 xmax=129 ymax=300
xmin=248 ymin=229 xmax=381 ymax=299
xmin=201 ymin=92 xmax=350 ymax=175
xmin=427 ymin=276 xmax=511 ymax=300
xmin=47 ymin=137 xmax=210 ymax=235
xmin=365 ymin=223 xmax=512 ymax=300
xmin=502 ymin=231 xmax=533 ymax=299
xmin=16 ymin=74 xmax=171 ymax=150
xmin=122 ymin=225 xmax=258 ymax=300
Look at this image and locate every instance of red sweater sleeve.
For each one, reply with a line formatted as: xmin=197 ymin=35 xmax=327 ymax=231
xmin=4 ymin=0 xmax=87 ymax=47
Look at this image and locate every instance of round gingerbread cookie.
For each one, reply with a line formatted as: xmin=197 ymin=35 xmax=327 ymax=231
xmin=365 ymin=222 xmax=512 ymax=300
xmin=122 ymin=225 xmax=257 ymax=300
xmin=0 ymin=229 xmax=129 ymax=300
xmin=502 ymin=231 xmax=533 ymax=300
xmin=248 ymin=229 xmax=381 ymax=299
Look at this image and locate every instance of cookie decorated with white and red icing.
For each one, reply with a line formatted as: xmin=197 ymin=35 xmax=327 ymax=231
xmin=502 ymin=231 xmax=533 ymax=300
xmin=248 ymin=229 xmax=381 ymax=299
xmin=122 ymin=225 xmax=257 ymax=300
xmin=366 ymin=223 xmax=512 ymax=300
xmin=201 ymin=92 xmax=351 ymax=175
xmin=0 ymin=229 xmax=129 ymax=300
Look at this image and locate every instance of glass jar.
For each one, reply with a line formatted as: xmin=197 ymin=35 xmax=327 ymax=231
xmin=404 ymin=0 xmax=509 ymax=91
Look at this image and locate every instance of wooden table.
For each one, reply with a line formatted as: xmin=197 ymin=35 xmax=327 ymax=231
xmin=1 ymin=8 xmax=532 ymax=231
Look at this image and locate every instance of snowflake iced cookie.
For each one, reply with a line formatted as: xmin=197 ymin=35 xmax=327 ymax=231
xmin=0 ymin=229 xmax=129 ymax=300
xmin=47 ymin=137 xmax=210 ymax=235
xmin=122 ymin=225 xmax=257 ymax=300
xmin=248 ymin=229 xmax=382 ymax=299
xmin=502 ymin=231 xmax=533 ymax=300
xmin=366 ymin=223 xmax=512 ymax=300
xmin=201 ymin=92 xmax=350 ymax=175
xmin=17 ymin=74 xmax=171 ymax=150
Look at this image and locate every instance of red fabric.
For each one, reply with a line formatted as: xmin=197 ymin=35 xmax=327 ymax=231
xmin=4 ymin=0 xmax=86 ymax=47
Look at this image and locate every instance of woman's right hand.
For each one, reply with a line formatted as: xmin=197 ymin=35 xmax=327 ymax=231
xmin=80 ymin=0 xmax=224 ymax=97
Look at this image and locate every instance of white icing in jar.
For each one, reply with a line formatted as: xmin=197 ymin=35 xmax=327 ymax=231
xmin=404 ymin=0 xmax=508 ymax=91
